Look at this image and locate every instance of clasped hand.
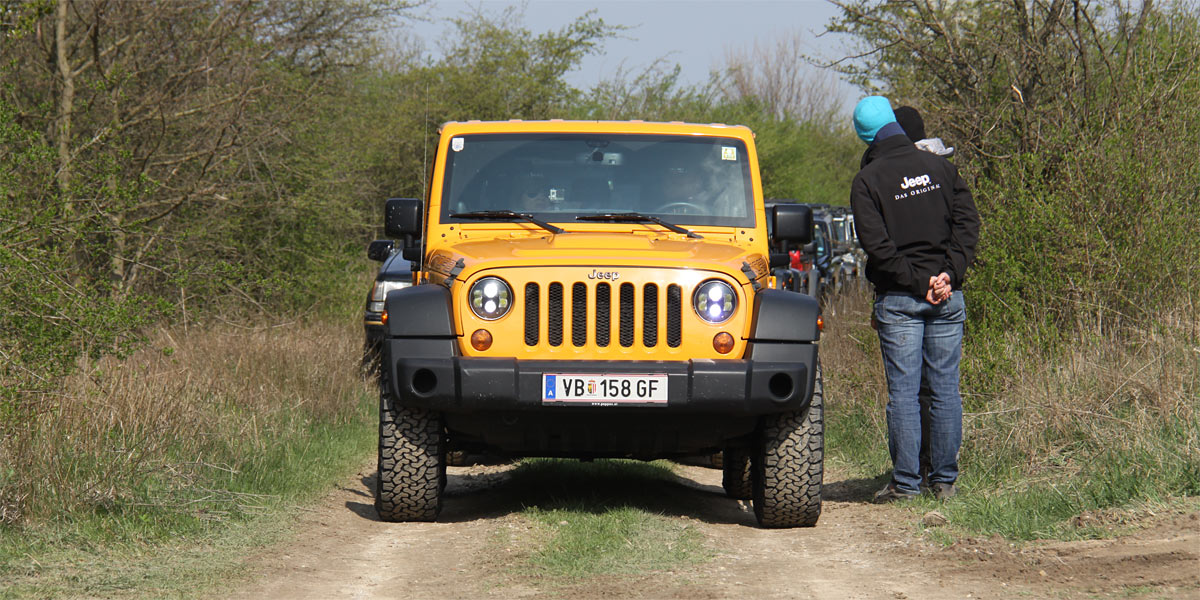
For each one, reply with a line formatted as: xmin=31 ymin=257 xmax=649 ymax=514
xmin=926 ymin=273 xmax=952 ymax=305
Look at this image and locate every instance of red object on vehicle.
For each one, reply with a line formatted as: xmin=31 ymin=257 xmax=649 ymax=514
xmin=789 ymin=249 xmax=806 ymax=271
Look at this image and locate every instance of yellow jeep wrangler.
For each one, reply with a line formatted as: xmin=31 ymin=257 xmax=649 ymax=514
xmin=375 ymin=120 xmax=822 ymax=527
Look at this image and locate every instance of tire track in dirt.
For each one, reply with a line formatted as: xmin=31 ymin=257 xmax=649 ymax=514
xmin=222 ymin=461 xmax=1200 ymax=599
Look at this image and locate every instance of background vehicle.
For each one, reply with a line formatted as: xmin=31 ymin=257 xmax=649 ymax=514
xmin=363 ymin=240 xmax=414 ymax=374
xmin=827 ymin=207 xmax=865 ymax=294
xmin=808 ymin=208 xmax=835 ymax=297
xmin=373 ymin=120 xmax=823 ymax=528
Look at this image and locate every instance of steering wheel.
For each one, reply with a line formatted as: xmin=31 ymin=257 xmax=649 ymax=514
xmin=655 ymin=201 xmax=709 ymax=215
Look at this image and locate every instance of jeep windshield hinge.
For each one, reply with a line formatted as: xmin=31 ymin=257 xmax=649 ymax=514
xmin=442 ymin=258 xmax=466 ymax=288
xmin=742 ymin=261 xmax=762 ymax=291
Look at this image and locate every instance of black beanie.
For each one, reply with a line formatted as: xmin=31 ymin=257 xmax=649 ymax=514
xmin=894 ymin=106 xmax=926 ymax=141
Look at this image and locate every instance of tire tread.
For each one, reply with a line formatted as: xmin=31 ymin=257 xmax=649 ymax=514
xmin=753 ymin=364 xmax=824 ymax=528
xmin=375 ymin=374 xmax=443 ymax=522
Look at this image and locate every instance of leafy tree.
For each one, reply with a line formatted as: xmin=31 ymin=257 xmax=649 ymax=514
xmin=318 ymin=9 xmax=621 ymax=208
xmin=827 ymin=0 xmax=1200 ymax=334
xmin=0 ymin=0 xmax=418 ymax=400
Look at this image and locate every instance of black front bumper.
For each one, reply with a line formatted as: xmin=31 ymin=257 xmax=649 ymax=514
xmin=384 ymin=340 xmax=817 ymax=417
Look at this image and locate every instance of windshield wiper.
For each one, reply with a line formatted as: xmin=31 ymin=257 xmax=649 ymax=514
xmin=449 ymin=210 xmax=566 ymax=234
xmin=575 ymin=213 xmax=703 ymax=239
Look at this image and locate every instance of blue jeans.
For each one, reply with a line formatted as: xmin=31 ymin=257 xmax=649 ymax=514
xmin=874 ymin=291 xmax=966 ymax=493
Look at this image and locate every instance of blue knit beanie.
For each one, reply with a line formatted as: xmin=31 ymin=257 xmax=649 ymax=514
xmin=853 ymin=96 xmax=897 ymax=144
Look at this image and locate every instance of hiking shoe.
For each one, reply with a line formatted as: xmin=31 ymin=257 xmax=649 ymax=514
xmin=932 ymin=482 xmax=957 ymax=500
xmin=873 ymin=483 xmax=920 ymax=504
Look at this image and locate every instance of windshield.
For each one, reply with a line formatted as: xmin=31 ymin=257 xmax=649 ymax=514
xmin=815 ymin=222 xmax=831 ymax=259
xmin=440 ymin=133 xmax=755 ymax=227
xmin=832 ymin=219 xmax=847 ymax=243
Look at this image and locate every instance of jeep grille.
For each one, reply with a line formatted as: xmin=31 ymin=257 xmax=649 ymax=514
xmin=524 ymin=281 xmax=682 ymax=350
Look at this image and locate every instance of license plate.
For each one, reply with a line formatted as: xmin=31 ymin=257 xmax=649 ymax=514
xmin=542 ymin=373 xmax=668 ymax=406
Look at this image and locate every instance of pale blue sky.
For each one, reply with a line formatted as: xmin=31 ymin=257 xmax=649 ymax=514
xmin=402 ymin=0 xmax=853 ymax=92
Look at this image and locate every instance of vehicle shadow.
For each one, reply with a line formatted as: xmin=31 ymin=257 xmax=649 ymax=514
xmin=345 ymin=459 xmax=761 ymax=527
xmin=347 ymin=463 xmax=895 ymax=523
xmin=821 ymin=472 xmax=892 ymax=504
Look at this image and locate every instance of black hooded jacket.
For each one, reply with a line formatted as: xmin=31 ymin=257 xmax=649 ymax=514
xmin=850 ymin=134 xmax=980 ymax=297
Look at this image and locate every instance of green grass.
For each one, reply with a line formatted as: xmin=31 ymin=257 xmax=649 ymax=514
xmin=525 ymin=506 xmax=707 ymax=577
xmin=497 ymin=459 xmax=712 ymax=581
xmin=0 ymin=390 xmax=377 ymax=600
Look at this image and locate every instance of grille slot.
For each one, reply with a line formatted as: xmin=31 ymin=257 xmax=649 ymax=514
xmin=643 ymin=283 xmax=658 ymax=347
xmin=524 ymin=283 xmax=539 ymax=345
xmin=619 ymin=283 xmax=635 ymax=347
xmin=666 ymin=284 xmax=682 ymax=347
xmin=571 ymin=283 xmax=587 ymax=347
xmin=548 ymin=283 xmax=563 ymax=347
xmin=595 ymin=283 xmax=611 ymax=347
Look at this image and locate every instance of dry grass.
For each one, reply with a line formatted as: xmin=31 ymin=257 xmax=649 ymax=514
xmin=818 ymin=284 xmax=1199 ymax=536
xmin=820 ymin=284 xmax=889 ymax=417
xmin=986 ymin=326 xmax=1195 ymax=468
xmin=0 ymin=319 xmax=372 ymax=526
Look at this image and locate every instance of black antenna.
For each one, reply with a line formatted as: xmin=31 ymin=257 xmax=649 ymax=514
xmin=418 ymin=79 xmax=429 ymax=280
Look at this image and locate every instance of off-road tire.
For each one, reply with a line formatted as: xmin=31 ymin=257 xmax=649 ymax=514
xmin=721 ymin=446 xmax=753 ymax=500
xmin=375 ymin=375 xmax=444 ymax=522
xmin=752 ymin=363 xmax=824 ymax=528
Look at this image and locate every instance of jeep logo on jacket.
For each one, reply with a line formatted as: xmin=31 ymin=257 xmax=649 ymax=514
xmin=899 ymin=174 xmax=933 ymax=190
xmin=850 ymin=134 xmax=980 ymax=297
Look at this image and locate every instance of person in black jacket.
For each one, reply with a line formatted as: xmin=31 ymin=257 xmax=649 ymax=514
xmin=849 ymin=96 xmax=980 ymax=503
xmin=894 ymin=105 xmax=952 ymax=491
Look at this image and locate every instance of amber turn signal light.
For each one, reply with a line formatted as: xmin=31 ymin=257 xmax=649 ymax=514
xmin=713 ymin=332 xmax=734 ymax=354
xmin=471 ymin=329 xmax=493 ymax=351
xmin=381 ymin=310 xmax=388 ymax=326
xmin=817 ymin=315 xmax=824 ymax=332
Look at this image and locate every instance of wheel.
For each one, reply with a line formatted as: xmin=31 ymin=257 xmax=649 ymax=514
xmin=656 ymin=201 xmax=708 ymax=215
xmin=375 ymin=374 xmax=445 ymax=522
xmin=721 ymin=446 xmax=753 ymax=500
xmin=752 ymin=363 xmax=824 ymax=528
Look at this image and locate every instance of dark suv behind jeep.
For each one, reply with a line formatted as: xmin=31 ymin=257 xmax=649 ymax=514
xmin=363 ymin=240 xmax=414 ymax=372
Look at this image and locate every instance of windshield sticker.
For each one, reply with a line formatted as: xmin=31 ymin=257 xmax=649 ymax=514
xmin=721 ymin=146 xmax=737 ymax=161
xmin=451 ymin=137 xmax=464 ymax=152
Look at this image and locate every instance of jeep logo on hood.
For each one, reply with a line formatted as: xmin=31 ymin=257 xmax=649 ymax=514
xmin=587 ymin=269 xmax=619 ymax=281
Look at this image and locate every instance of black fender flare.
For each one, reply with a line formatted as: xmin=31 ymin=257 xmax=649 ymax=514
xmin=384 ymin=284 xmax=455 ymax=338
xmin=745 ymin=288 xmax=820 ymax=409
xmin=748 ymin=288 xmax=820 ymax=343
xmin=382 ymin=284 xmax=459 ymax=403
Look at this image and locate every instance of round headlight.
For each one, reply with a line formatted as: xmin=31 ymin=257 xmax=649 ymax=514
xmin=693 ymin=280 xmax=737 ymax=324
xmin=468 ymin=276 xmax=513 ymax=321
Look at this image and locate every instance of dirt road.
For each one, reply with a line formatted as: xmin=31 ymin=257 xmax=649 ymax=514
xmin=224 ymin=461 xmax=1199 ymax=599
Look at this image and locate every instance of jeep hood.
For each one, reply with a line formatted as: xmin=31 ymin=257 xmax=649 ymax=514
xmin=428 ymin=232 xmax=769 ymax=283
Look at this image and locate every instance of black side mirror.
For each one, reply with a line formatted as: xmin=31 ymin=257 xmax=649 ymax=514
xmin=367 ymin=239 xmax=394 ymax=262
xmin=769 ymin=252 xmax=791 ymax=269
xmin=384 ymin=198 xmax=422 ymax=238
xmin=771 ymin=204 xmax=813 ymax=244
